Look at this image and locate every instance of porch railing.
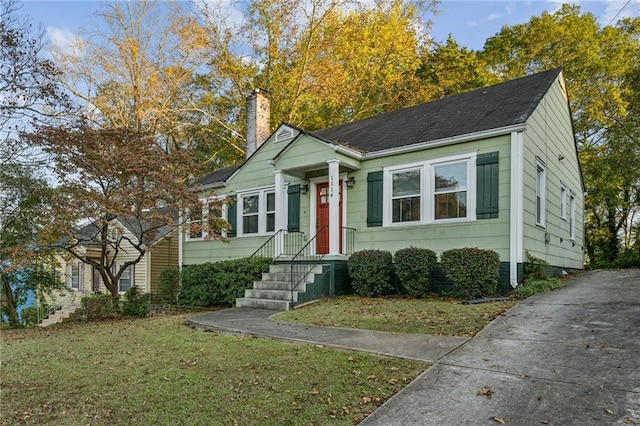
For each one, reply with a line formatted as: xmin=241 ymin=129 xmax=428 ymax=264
xmin=341 ymin=226 xmax=357 ymax=256
xmin=290 ymin=226 xmax=328 ymax=304
xmin=246 ymin=229 xmax=306 ymax=290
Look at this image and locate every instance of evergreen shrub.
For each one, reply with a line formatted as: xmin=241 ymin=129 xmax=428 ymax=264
xmin=81 ymin=294 xmax=119 ymax=319
xmin=348 ymin=249 xmax=394 ymax=296
xmin=158 ymin=267 xmax=181 ymax=304
xmin=394 ymin=247 xmax=437 ymax=298
xmin=121 ymin=286 xmax=150 ymax=317
xmin=440 ymin=248 xmax=500 ymax=299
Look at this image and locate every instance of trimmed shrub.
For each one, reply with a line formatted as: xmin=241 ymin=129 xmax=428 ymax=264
xmin=440 ymin=248 xmax=500 ymax=299
xmin=348 ymin=249 xmax=394 ymax=296
xmin=121 ymin=286 xmax=150 ymax=317
xmin=178 ymin=257 xmax=272 ymax=307
xmin=394 ymin=247 xmax=437 ymax=298
xmin=158 ymin=267 xmax=180 ymax=304
xmin=81 ymin=294 xmax=119 ymax=320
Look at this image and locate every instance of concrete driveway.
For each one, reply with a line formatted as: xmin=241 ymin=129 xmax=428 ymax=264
xmin=361 ymin=269 xmax=640 ymax=425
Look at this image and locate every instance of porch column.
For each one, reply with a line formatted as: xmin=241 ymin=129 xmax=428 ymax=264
xmin=274 ymin=170 xmax=285 ymax=256
xmin=327 ymin=159 xmax=341 ymax=255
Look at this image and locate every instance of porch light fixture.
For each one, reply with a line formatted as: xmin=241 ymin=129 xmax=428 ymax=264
xmin=300 ymin=184 xmax=309 ymax=194
xmin=346 ymin=176 xmax=356 ymax=188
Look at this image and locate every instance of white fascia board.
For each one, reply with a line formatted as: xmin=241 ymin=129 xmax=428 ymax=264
xmin=362 ymin=124 xmax=526 ymax=160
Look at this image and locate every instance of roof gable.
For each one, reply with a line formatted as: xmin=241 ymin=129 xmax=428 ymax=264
xmin=312 ymin=69 xmax=563 ymax=153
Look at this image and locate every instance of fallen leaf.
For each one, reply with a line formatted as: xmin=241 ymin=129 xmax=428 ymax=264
xmin=605 ymin=408 xmax=614 ymax=416
xmin=308 ymin=389 xmax=320 ymax=395
xmin=492 ymin=416 xmax=506 ymax=424
xmin=362 ymin=396 xmax=372 ymax=403
xmin=540 ymin=421 xmax=549 ymax=424
xmin=479 ymin=386 xmax=494 ymax=398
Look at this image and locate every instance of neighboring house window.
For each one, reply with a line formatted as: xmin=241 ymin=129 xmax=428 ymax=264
xmin=238 ymin=188 xmax=276 ymax=235
xmin=391 ymin=169 xmax=421 ymax=223
xmin=383 ymin=153 xmax=475 ymax=226
xmin=536 ymin=159 xmax=546 ymax=227
xmin=68 ymin=263 xmax=82 ymax=290
xmin=434 ymin=162 xmax=467 ymax=220
xmin=569 ymin=192 xmax=576 ymax=241
xmin=188 ymin=205 xmax=204 ymax=239
xmin=560 ymin=183 xmax=567 ymax=220
xmin=118 ymin=264 xmax=133 ymax=293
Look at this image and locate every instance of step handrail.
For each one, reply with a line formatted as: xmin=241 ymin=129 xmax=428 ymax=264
xmin=289 ymin=226 xmax=328 ymax=305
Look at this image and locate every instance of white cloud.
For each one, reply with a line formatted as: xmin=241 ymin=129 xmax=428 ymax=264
xmin=46 ymin=26 xmax=83 ymax=57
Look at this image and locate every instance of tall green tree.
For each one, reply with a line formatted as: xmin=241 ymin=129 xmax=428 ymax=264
xmin=479 ymin=4 xmax=640 ymax=265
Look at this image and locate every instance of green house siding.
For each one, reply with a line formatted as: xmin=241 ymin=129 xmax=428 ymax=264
xmin=521 ymin=79 xmax=584 ymax=270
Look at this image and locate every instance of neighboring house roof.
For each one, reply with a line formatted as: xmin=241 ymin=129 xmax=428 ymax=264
xmin=311 ymin=68 xmax=563 ymax=153
xmin=193 ymin=164 xmax=242 ymax=188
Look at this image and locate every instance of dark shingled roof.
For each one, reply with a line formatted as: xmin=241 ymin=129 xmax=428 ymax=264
xmin=193 ymin=164 xmax=242 ymax=187
xmin=311 ymin=69 xmax=562 ymax=153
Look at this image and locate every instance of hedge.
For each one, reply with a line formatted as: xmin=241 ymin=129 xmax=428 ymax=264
xmin=440 ymin=247 xmax=500 ymax=299
xmin=178 ymin=257 xmax=272 ymax=307
xmin=394 ymin=247 xmax=437 ymax=298
xmin=348 ymin=249 xmax=394 ymax=296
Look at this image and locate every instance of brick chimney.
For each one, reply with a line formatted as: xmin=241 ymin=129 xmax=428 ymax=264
xmin=245 ymin=89 xmax=270 ymax=159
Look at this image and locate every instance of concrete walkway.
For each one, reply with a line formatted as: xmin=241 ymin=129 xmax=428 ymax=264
xmin=361 ymin=269 xmax=640 ymax=425
xmin=189 ymin=307 xmax=468 ymax=363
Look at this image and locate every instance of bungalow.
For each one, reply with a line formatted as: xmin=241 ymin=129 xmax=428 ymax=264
xmin=183 ymin=68 xmax=584 ymax=309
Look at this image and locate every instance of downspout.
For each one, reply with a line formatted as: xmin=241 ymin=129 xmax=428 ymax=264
xmin=178 ymin=210 xmax=183 ymax=274
xmin=510 ymin=131 xmax=525 ymax=287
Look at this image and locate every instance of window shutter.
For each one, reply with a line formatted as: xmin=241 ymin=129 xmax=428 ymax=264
xmin=367 ymin=171 xmax=384 ymax=227
xmin=227 ymin=195 xmax=237 ymax=237
xmin=476 ymin=152 xmax=499 ymax=219
xmin=287 ymin=184 xmax=300 ymax=232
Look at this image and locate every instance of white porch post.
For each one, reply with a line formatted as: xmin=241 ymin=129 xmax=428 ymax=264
xmin=327 ymin=159 xmax=341 ymax=255
xmin=274 ymin=170 xmax=285 ymax=256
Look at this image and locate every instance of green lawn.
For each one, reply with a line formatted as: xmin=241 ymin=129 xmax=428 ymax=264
xmin=0 ymin=315 xmax=426 ymax=425
xmin=275 ymin=296 xmax=516 ymax=336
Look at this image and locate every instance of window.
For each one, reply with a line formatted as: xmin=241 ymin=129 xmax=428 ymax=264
xmin=383 ymin=154 xmax=475 ymax=226
xmin=207 ymin=201 xmax=224 ymax=237
xmin=391 ymin=169 xmax=421 ymax=223
xmin=188 ymin=205 xmax=204 ymax=239
xmin=536 ymin=159 xmax=546 ymax=226
xmin=434 ymin=162 xmax=467 ymax=220
xmin=560 ymin=183 xmax=567 ymax=220
xmin=238 ymin=188 xmax=276 ymax=235
xmin=569 ymin=192 xmax=576 ymax=240
xmin=68 ymin=263 xmax=81 ymax=290
xmin=118 ymin=265 xmax=133 ymax=293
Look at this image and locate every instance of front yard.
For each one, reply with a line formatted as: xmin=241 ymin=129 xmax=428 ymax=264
xmin=1 ymin=297 xmax=515 ymax=425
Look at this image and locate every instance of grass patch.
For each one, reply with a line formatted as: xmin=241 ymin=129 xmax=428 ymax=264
xmin=275 ymin=296 xmax=516 ymax=337
xmin=512 ymin=277 xmax=566 ymax=299
xmin=0 ymin=314 xmax=426 ymax=425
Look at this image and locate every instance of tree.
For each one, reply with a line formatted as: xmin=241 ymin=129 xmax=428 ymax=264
xmin=52 ymin=1 xmax=201 ymax=152
xmin=0 ymin=0 xmax=71 ymax=163
xmin=479 ymin=5 xmax=640 ymax=265
xmin=25 ymin=124 xmax=219 ymax=301
xmin=0 ymin=164 xmax=63 ymax=327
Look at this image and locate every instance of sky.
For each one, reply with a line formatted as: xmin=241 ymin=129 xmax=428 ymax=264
xmin=19 ymin=0 xmax=640 ymax=53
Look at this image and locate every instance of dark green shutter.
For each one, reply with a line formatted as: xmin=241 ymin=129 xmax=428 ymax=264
xmin=476 ymin=152 xmax=499 ymax=219
xmin=287 ymin=184 xmax=300 ymax=232
xmin=227 ymin=195 xmax=237 ymax=237
xmin=367 ymin=171 xmax=384 ymax=227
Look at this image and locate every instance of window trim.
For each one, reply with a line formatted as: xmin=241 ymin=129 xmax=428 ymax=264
xmin=117 ymin=263 xmax=133 ymax=293
xmin=536 ymin=159 xmax=546 ymax=227
xmin=68 ymin=262 xmax=82 ymax=291
xmin=185 ymin=200 xmax=206 ymax=241
xmin=236 ymin=186 xmax=277 ymax=237
xmin=203 ymin=196 xmax=227 ymax=239
xmin=382 ymin=153 xmax=477 ymax=227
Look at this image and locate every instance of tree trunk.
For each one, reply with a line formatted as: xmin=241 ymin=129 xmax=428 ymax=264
xmin=1 ymin=273 xmax=21 ymax=327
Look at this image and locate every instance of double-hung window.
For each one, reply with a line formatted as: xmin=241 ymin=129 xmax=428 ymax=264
xmin=188 ymin=204 xmax=204 ymax=239
xmin=384 ymin=153 xmax=475 ymax=226
xmin=117 ymin=264 xmax=133 ymax=293
xmin=434 ymin=162 xmax=468 ymax=220
xmin=68 ymin=263 xmax=81 ymax=290
xmin=391 ymin=169 xmax=421 ymax=223
xmin=536 ymin=159 xmax=546 ymax=227
xmin=238 ymin=188 xmax=276 ymax=235
xmin=569 ymin=192 xmax=576 ymax=240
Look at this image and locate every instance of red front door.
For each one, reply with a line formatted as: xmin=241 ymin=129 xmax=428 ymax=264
xmin=316 ymin=182 xmax=343 ymax=254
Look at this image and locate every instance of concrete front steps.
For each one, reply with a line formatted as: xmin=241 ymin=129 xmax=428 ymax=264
xmin=236 ymin=263 xmax=323 ymax=311
xmin=39 ymin=304 xmax=82 ymax=327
